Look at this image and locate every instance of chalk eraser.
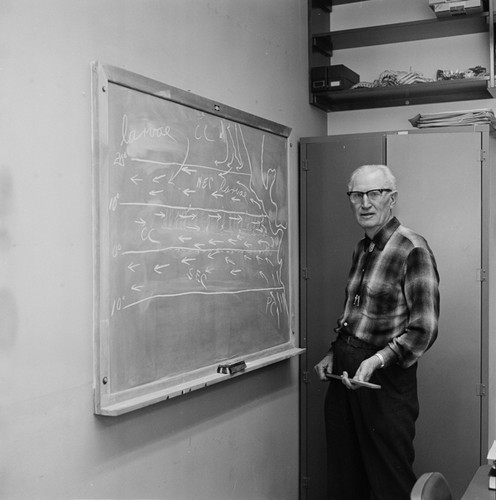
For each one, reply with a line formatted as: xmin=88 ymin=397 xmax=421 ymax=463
xmin=217 ymin=360 xmax=246 ymax=375
xmin=489 ymin=467 xmax=496 ymax=490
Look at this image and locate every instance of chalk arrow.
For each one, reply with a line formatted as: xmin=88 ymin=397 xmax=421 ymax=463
xmin=149 ymin=190 xmax=163 ymax=196
xmin=154 ymin=211 xmax=166 ymax=219
xmin=154 ymin=264 xmax=170 ymax=274
xmin=212 ymin=192 xmax=223 ymax=199
xmin=225 ymin=257 xmax=236 ymax=266
xmin=229 ymin=215 xmax=242 ymax=223
xmin=179 ymin=236 xmax=192 ymax=243
xmin=181 ymin=257 xmax=196 ymax=265
xmin=153 ymin=174 xmax=167 ymax=183
xmin=209 ymin=239 xmax=223 ymax=246
xmin=134 ymin=217 xmax=146 ymax=226
xmin=228 ymin=239 xmax=237 ymax=245
xmin=182 ymin=166 xmax=197 ymax=175
xmin=130 ymin=175 xmax=143 ymax=185
xmin=127 ymin=262 xmax=140 ymax=273
xmin=208 ymin=214 xmax=222 ymax=221
xmin=250 ymin=198 xmax=262 ymax=210
xmin=182 ymin=188 xmax=195 ymax=196
xmin=131 ymin=284 xmax=144 ymax=292
xmin=230 ymin=269 xmax=242 ymax=276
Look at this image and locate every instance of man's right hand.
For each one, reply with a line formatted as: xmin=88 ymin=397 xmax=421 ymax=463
xmin=314 ymin=351 xmax=334 ymax=381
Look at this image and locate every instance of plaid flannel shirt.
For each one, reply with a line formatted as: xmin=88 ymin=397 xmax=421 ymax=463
xmin=335 ymin=217 xmax=440 ymax=368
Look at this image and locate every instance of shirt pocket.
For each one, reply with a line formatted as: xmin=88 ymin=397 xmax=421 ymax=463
xmin=362 ymin=282 xmax=400 ymax=319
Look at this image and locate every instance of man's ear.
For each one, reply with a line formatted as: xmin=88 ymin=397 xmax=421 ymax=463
xmin=390 ymin=191 xmax=398 ymax=209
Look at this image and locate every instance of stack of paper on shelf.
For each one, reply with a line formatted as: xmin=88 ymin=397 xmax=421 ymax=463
xmin=409 ymin=108 xmax=496 ymax=129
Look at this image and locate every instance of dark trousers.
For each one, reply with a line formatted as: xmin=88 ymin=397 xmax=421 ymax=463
xmin=325 ymin=334 xmax=419 ymax=500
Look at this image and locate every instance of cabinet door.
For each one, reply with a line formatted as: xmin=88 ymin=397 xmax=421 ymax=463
xmin=300 ymin=130 xmax=483 ymax=500
xmin=387 ymin=131 xmax=482 ymax=500
xmin=300 ymin=133 xmax=385 ymax=499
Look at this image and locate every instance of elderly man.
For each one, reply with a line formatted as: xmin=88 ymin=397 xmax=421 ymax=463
xmin=315 ymin=164 xmax=440 ymax=500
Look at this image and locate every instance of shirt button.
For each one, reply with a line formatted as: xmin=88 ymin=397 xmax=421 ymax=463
xmin=344 ymin=322 xmax=348 ymax=326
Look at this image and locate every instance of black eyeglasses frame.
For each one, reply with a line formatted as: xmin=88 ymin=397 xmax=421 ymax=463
xmin=346 ymin=188 xmax=393 ymax=201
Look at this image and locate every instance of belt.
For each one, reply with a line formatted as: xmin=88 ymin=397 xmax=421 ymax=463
xmin=337 ymin=332 xmax=377 ymax=350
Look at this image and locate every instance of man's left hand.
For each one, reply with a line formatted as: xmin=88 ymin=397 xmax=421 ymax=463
xmin=342 ymin=355 xmax=382 ymax=390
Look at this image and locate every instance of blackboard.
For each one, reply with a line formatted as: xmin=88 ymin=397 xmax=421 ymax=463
xmin=91 ymin=63 xmax=301 ymax=416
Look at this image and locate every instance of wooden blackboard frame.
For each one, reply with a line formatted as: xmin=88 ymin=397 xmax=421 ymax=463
xmin=91 ymin=62 xmax=302 ymax=416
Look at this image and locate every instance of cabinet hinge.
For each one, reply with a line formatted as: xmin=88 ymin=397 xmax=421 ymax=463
xmin=301 ymin=476 xmax=310 ymax=489
xmin=302 ymin=159 xmax=309 ymax=171
xmin=480 ymin=149 xmax=487 ymax=163
xmin=477 ymin=268 xmax=487 ymax=282
xmin=302 ymin=267 xmax=310 ymax=280
xmin=302 ymin=371 xmax=310 ymax=384
xmin=476 ymin=384 xmax=486 ymax=397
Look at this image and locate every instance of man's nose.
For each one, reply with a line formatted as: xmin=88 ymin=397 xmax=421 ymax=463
xmin=360 ymin=194 xmax=372 ymax=206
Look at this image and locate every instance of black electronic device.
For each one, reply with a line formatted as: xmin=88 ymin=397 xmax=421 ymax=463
xmin=311 ymin=64 xmax=359 ymax=92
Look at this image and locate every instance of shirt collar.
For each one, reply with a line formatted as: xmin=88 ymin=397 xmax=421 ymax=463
xmin=364 ymin=217 xmax=400 ymax=251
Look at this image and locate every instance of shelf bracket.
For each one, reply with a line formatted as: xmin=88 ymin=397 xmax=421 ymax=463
xmin=490 ymin=0 xmax=495 ymax=90
xmin=313 ymin=34 xmax=333 ymax=57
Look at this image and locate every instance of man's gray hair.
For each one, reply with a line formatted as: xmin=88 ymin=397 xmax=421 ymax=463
xmin=348 ymin=164 xmax=397 ymax=191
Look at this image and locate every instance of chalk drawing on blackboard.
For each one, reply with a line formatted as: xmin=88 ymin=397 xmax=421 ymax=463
xmin=118 ymin=122 xmax=286 ymax=306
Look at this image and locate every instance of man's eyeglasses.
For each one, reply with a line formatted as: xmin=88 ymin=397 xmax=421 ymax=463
xmin=346 ymin=189 xmax=392 ymax=204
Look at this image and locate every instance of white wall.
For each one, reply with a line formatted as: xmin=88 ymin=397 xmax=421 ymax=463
xmin=0 ymin=1 xmax=326 ymax=498
xmin=325 ymin=0 xmax=496 ymax=450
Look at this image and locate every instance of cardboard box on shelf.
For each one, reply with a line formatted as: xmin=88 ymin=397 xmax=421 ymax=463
xmin=311 ymin=65 xmax=359 ymax=92
xmin=429 ymin=0 xmax=483 ymax=17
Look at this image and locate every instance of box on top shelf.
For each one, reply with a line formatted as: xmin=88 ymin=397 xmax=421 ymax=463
xmin=429 ymin=0 xmax=484 ymax=17
xmin=429 ymin=0 xmax=478 ymax=3
xmin=311 ymin=65 xmax=359 ymax=92
xmin=428 ymin=0 xmax=486 ymax=5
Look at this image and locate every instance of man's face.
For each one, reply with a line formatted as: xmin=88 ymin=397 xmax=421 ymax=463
xmin=349 ymin=169 xmax=397 ymax=238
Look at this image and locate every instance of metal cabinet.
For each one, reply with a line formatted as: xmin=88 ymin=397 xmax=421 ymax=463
xmin=299 ymin=126 xmax=493 ymax=500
